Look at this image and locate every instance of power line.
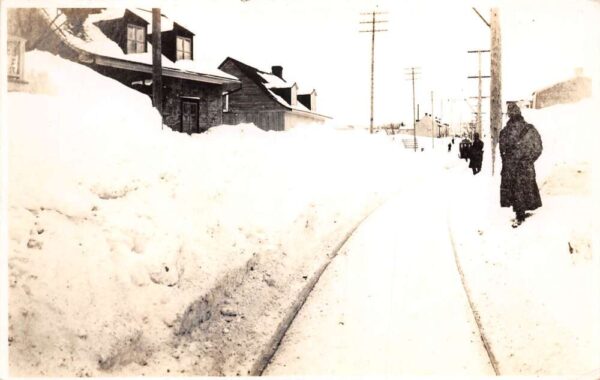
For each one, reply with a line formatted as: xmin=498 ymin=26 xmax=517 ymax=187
xmin=360 ymin=10 xmax=388 ymax=134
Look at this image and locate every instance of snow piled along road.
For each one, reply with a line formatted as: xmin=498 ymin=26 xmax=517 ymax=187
xmin=6 ymin=51 xmax=419 ymax=376
xmin=4 ymin=51 xmax=599 ymax=377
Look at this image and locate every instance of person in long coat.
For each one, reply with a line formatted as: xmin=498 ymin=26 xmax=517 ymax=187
xmin=499 ymin=103 xmax=543 ymax=227
xmin=469 ymin=132 xmax=484 ymax=175
xmin=459 ymin=138 xmax=471 ymax=161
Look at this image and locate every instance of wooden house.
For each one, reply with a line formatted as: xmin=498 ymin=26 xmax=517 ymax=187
xmin=218 ymin=57 xmax=330 ymax=131
xmin=8 ymin=8 xmax=240 ymax=133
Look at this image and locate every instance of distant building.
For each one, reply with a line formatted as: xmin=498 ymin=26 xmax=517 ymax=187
xmin=405 ymin=114 xmax=448 ymax=138
xmin=218 ymin=57 xmax=330 ymax=131
xmin=532 ymin=68 xmax=592 ymax=109
xmin=8 ymin=8 xmax=240 ymax=133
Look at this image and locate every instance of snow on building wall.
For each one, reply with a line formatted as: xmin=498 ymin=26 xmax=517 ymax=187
xmin=532 ymin=70 xmax=592 ymax=109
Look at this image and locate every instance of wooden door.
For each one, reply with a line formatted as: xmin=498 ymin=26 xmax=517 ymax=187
xmin=181 ymin=101 xmax=198 ymax=133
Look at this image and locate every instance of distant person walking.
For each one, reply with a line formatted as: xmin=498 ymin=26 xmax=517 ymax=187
xmin=459 ymin=138 xmax=471 ymax=161
xmin=499 ymin=103 xmax=543 ymax=227
xmin=469 ymin=133 xmax=483 ymax=175
xmin=448 ymin=142 xmax=452 ymax=152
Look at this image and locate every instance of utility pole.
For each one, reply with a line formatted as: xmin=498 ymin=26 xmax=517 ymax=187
xmin=405 ymin=67 xmax=421 ymax=152
xmin=467 ymin=49 xmax=490 ymax=137
xmin=431 ymin=91 xmax=435 ymax=148
xmin=152 ymin=8 xmax=163 ymax=128
xmin=490 ymin=8 xmax=502 ymax=175
xmin=471 ymin=6 xmax=503 ymax=176
xmin=360 ymin=10 xmax=388 ymax=134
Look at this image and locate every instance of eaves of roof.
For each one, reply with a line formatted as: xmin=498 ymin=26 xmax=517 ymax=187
xmin=287 ymin=108 xmax=332 ymax=120
xmin=92 ymin=54 xmax=240 ymax=85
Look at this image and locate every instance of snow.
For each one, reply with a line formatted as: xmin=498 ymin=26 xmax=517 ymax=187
xmin=267 ymin=89 xmax=313 ymax=113
xmin=4 ymin=50 xmax=599 ymax=377
xmin=172 ymin=59 xmax=238 ymax=80
xmin=85 ymin=8 xmax=177 ymax=33
xmin=128 ymin=8 xmax=176 ymax=33
xmin=5 ymin=51 xmax=410 ymax=376
xmin=265 ymin=189 xmax=497 ymax=375
xmin=257 ymin=72 xmax=292 ymax=88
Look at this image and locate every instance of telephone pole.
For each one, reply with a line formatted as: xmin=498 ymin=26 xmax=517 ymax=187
xmin=360 ymin=10 xmax=388 ymax=134
xmin=490 ymin=8 xmax=502 ymax=175
xmin=467 ymin=49 xmax=490 ymax=137
xmin=471 ymin=7 xmax=503 ymax=176
xmin=152 ymin=8 xmax=163 ymax=128
xmin=404 ymin=67 xmax=421 ymax=152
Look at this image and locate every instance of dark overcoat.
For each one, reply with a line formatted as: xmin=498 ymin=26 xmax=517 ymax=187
xmin=469 ymin=139 xmax=484 ymax=169
xmin=499 ymin=116 xmax=543 ymax=212
xmin=459 ymin=139 xmax=471 ymax=159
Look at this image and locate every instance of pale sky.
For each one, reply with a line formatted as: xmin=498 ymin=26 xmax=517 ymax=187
xmin=157 ymin=0 xmax=600 ymax=125
xmin=9 ymin=0 xmax=597 ymax=127
xmin=159 ymin=0 xmax=600 ymax=128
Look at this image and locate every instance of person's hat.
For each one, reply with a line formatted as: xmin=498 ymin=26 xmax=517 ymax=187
xmin=507 ymin=102 xmax=521 ymax=115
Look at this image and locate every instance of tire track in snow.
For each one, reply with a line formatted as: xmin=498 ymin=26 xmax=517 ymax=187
xmin=251 ymin=196 xmax=392 ymax=376
xmin=447 ymin=214 xmax=501 ymax=375
xmin=257 ymin=170 xmax=500 ymax=375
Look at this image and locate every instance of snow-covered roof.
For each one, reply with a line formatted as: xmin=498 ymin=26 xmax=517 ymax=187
xmin=297 ymin=88 xmax=317 ymax=95
xmin=220 ymin=57 xmax=328 ymax=117
xmin=129 ymin=8 xmax=176 ymax=33
xmin=173 ymin=59 xmax=237 ymax=81
xmin=257 ymin=72 xmax=292 ymax=89
xmin=87 ymin=8 xmax=179 ymax=34
xmin=40 ymin=8 xmax=236 ymax=83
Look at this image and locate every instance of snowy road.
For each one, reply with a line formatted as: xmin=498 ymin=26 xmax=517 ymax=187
xmin=264 ymin=176 xmax=496 ymax=375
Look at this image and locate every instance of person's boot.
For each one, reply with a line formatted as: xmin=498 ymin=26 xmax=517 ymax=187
xmin=512 ymin=210 xmax=526 ymax=228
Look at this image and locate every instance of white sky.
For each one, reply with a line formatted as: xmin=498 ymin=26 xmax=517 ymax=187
xmin=160 ymin=0 xmax=600 ymax=127
xmin=6 ymin=0 xmax=598 ymax=126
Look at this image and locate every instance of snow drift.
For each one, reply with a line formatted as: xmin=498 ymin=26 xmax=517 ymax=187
xmin=7 ymin=51 xmax=420 ymax=376
xmin=5 ymin=50 xmax=598 ymax=377
xmin=446 ymin=97 xmax=599 ymax=375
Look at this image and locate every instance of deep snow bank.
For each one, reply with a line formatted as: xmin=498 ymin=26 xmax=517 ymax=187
xmin=448 ymin=96 xmax=600 ymax=375
xmin=7 ymin=51 xmax=420 ymax=376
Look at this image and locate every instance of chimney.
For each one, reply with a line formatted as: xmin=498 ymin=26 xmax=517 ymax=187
xmin=272 ymin=65 xmax=283 ymax=79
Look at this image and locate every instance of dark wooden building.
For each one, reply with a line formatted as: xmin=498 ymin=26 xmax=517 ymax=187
xmin=218 ymin=57 xmax=329 ymax=131
xmin=8 ymin=8 xmax=240 ymax=133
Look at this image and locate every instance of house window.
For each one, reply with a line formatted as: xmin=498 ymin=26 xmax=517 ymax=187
xmin=127 ymin=24 xmax=145 ymax=53
xmin=176 ymin=36 xmax=192 ymax=60
xmin=7 ymin=37 xmax=26 ymax=81
xmin=222 ymin=93 xmax=229 ymax=112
